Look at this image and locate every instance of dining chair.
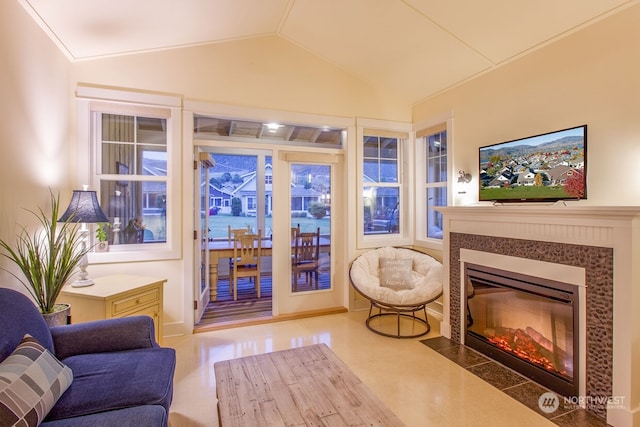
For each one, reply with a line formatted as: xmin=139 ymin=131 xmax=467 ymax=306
xmin=231 ymin=230 xmax=262 ymax=301
xmin=290 ymin=223 xmax=301 ymax=268
xmin=227 ymin=225 xmax=252 ymax=291
xmin=228 ymin=224 xmax=251 ymax=242
xmin=292 ymin=227 xmax=321 ymax=291
xmin=290 ymin=223 xmax=300 ymax=241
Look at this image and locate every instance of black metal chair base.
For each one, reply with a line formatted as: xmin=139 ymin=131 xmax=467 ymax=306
xmin=365 ymin=302 xmax=431 ymax=339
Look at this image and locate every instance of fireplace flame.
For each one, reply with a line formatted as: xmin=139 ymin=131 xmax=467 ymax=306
xmin=486 ymin=327 xmax=572 ymax=378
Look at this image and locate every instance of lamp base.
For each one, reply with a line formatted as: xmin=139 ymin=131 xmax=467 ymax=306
xmin=71 ymin=278 xmax=95 ymax=288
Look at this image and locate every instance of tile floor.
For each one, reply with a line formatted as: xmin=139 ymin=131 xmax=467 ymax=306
xmin=421 ymin=337 xmax=609 ymax=427
xmin=164 ymin=311 xmax=601 ymax=426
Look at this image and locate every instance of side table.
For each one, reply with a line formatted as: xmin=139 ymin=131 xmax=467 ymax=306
xmin=59 ymin=274 xmax=166 ymax=344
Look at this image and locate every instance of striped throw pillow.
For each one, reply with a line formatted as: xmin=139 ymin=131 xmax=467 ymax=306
xmin=0 ymin=334 xmax=73 ymax=427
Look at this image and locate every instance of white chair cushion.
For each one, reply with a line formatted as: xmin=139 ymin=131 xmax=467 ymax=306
xmin=350 ymin=246 xmax=443 ymax=306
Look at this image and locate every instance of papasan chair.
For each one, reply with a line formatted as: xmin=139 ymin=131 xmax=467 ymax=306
xmin=349 ymin=246 xmax=443 ymax=338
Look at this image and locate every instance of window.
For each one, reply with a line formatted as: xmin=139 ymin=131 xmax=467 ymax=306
xmin=98 ymin=114 xmax=168 ymax=245
xmin=357 ymin=119 xmax=411 ymax=249
xmin=247 ymin=197 xmax=257 ymax=211
xmin=422 ymin=127 xmax=447 ymax=239
xmin=363 ymin=135 xmax=400 ymax=235
xmin=193 ymin=116 xmax=344 ymax=148
xmin=77 ymin=86 xmax=181 ymax=262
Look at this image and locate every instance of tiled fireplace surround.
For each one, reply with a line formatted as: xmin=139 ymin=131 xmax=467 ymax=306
xmin=436 ymin=206 xmax=640 ymax=427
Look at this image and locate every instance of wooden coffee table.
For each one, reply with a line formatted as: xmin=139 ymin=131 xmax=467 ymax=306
xmin=214 ymin=343 xmax=404 ymax=426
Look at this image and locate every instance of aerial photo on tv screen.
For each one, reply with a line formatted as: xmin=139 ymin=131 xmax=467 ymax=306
xmin=479 ymin=125 xmax=586 ymax=202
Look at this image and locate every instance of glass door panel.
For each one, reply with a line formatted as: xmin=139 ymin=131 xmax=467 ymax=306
xmin=195 ymin=151 xmax=212 ymax=323
xmin=290 ymin=164 xmax=331 ymax=293
xmin=205 ymin=153 xmax=272 ymax=305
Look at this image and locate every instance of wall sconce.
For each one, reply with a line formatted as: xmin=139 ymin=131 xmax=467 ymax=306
xmin=457 ymin=170 xmax=472 ymax=184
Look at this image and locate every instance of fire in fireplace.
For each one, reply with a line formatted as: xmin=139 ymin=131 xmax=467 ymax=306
xmin=464 ymin=263 xmax=579 ymax=397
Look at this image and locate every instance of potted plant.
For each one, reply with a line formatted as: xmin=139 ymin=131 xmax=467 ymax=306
xmin=0 ymin=190 xmax=89 ymax=326
xmin=95 ymin=222 xmax=110 ymax=252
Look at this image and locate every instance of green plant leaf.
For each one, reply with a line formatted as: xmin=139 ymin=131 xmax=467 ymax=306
xmin=0 ymin=190 xmax=90 ymax=314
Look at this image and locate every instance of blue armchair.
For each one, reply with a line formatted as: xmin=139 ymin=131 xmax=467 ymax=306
xmin=0 ymin=288 xmax=175 ymax=426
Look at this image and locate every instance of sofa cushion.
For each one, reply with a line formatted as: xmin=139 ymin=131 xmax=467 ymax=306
xmin=40 ymin=405 xmax=167 ymax=427
xmin=46 ymin=347 xmax=175 ymax=421
xmin=50 ymin=316 xmax=158 ymax=360
xmin=0 ymin=334 xmax=73 ymax=427
xmin=0 ymin=289 xmax=54 ymax=364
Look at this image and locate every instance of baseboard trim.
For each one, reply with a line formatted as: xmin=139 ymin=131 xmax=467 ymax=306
xmin=163 ymin=321 xmax=189 ymax=339
xmin=193 ymin=306 xmax=348 ymax=334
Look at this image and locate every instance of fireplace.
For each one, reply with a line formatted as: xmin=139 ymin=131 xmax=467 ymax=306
xmin=464 ymin=263 xmax=579 ymax=397
xmin=434 ymin=205 xmax=640 ymax=425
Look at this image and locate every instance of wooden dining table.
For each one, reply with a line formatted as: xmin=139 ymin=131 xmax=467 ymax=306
xmin=205 ymin=237 xmax=330 ymax=302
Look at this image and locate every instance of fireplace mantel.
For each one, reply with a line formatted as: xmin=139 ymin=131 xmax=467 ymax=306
xmin=438 ymin=205 xmax=640 ymax=219
xmin=437 ymin=205 xmax=640 ymax=247
xmin=436 ymin=205 xmax=640 ymax=426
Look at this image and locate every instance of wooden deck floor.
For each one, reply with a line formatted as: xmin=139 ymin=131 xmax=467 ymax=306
xmin=198 ymin=272 xmax=331 ymax=326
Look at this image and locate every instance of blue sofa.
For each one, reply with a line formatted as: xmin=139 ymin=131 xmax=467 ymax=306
xmin=0 ymin=288 xmax=175 ymax=426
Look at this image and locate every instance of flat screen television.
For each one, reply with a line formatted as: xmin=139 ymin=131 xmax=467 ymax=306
xmin=479 ymin=125 xmax=587 ymax=203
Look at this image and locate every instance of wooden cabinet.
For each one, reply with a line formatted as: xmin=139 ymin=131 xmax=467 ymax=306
xmin=58 ymin=275 xmax=165 ymax=344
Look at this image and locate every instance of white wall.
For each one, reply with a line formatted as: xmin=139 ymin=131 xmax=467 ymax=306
xmin=0 ymin=1 xmax=73 ymax=290
xmin=413 ymin=3 xmax=640 ymax=206
xmin=70 ymin=35 xmax=411 ymax=122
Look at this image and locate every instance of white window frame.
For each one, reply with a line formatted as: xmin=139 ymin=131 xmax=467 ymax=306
xmin=414 ymin=115 xmax=453 ymax=250
xmin=76 ymin=86 xmax=182 ymax=263
xmin=356 ymin=118 xmax=413 ymax=249
xmin=247 ymin=196 xmax=257 ymax=211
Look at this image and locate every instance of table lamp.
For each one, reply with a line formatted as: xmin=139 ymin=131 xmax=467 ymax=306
xmin=58 ymin=187 xmax=108 ymax=287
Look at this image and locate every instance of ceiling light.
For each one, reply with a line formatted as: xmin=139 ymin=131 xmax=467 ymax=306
xmin=265 ymin=123 xmax=281 ymax=132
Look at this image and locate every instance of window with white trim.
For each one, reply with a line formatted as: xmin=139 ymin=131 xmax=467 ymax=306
xmin=421 ymin=125 xmax=447 ymax=239
xmin=362 ymin=135 xmax=401 ymax=235
xmin=96 ymin=113 xmax=168 ymax=245
xmin=357 ymin=119 xmax=411 ymax=249
xmin=77 ymin=86 xmax=181 ymax=262
xmin=247 ymin=197 xmax=257 ymax=211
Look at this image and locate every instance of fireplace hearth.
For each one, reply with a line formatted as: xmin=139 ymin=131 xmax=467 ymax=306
xmin=464 ymin=263 xmax=579 ymax=397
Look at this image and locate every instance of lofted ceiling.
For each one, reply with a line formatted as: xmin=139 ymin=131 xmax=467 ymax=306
xmin=20 ymin=0 xmax=636 ymax=104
